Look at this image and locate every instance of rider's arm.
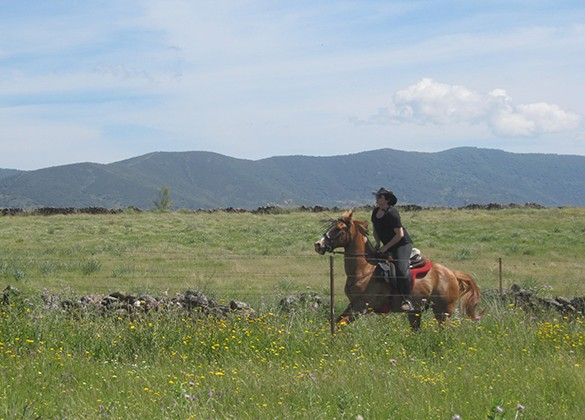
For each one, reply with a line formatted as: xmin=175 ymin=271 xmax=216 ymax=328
xmin=373 ymin=229 xmax=381 ymax=249
xmin=371 ymin=208 xmax=381 ymax=249
xmin=380 ymin=227 xmax=404 ymax=253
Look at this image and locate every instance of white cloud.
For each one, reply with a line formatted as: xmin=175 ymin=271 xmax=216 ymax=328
xmin=517 ymin=102 xmax=580 ymax=132
xmin=489 ymin=110 xmax=536 ymax=137
xmin=391 ymin=78 xmax=486 ymax=124
xmin=379 ymin=78 xmax=582 ymax=137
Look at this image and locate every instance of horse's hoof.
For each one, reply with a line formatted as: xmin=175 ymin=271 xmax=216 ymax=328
xmin=400 ymin=300 xmax=416 ymax=312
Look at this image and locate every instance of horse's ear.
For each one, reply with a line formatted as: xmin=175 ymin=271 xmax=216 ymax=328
xmin=341 ymin=209 xmax=353 ymax=223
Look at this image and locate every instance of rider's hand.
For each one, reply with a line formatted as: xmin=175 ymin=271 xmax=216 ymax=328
xmin=375 ymin=250 xmax=388 ymax=260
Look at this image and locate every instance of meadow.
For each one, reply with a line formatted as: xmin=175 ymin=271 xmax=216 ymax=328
xmin=1 ymin=207 xmax=585 ymax=418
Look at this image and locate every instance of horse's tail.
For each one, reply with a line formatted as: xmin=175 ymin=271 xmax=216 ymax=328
xmin=454 ymin=270 xmax=481 ymax=320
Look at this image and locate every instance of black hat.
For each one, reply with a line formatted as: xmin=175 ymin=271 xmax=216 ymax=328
xmin=373 ymin=187 xmax=397 ymax=205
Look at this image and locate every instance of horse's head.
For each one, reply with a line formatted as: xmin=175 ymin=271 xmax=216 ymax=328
xmin=314 ymin=210 xmax=364 ymax=254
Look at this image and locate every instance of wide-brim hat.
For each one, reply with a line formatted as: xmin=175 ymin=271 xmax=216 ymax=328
xmin=372 ymin=187 xmax=397 ymax=205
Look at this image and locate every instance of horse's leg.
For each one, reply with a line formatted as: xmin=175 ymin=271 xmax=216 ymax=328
xmin=432 ymin=268 xmax=462 ymax=325
xmin=336 ymin=304 xmax=355 ymax=323
xmin=408 ymin=311 xmax=422 ymax=331
xmin=407 ymin=281 xmax=431 ymax=331
xmin=337 ymin=302 xmax=363 ymax=323
xmin=337 ymin=298 xmax=370 ymax=323
xmin=433 ymin=300 xmax=455 ymax=325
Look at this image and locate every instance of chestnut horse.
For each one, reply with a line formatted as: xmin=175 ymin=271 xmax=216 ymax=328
xmin=314 ymin=210 xmax=480 ymax=329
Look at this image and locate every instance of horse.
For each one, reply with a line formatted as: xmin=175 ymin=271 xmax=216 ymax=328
xmin=314 ymin=210 xmax=481 ymax=329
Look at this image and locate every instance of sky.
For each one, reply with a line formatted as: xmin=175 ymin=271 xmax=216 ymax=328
xmin=1 ymin=0 xmax=585 ymax=170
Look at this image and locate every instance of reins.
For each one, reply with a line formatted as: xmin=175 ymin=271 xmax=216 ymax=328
xmin=331 ymin=251 xmax=368 ymax=257
xmin=331 ymin=250 xmax=391 ymax=263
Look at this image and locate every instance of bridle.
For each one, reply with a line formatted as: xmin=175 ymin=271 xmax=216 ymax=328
xmin=320 ymin=219 xmax=371 ymax=258
xmin=319 ymin=219 xmax=350 ymax=251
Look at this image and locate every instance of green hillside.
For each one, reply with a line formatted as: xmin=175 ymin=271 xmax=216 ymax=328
xmin=0 ymin=168 xmax=21 ymax=181
xmin=1 ymin=147 xmax=585 ymax=208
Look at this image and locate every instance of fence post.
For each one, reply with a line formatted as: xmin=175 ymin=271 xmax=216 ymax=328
xmin=499 ymin=257 xmax=503 ymax=297
xmin=329 ymin=255 xmax=335 ymax=336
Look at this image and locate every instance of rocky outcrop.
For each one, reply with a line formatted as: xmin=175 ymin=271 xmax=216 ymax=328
xmin=0 ymin=287 xmax=255 ymax=319
xmin=1 ymin=202 xmax=550 ymax=217
xmin=278 ymin=292 xmax=324 ymax=312
xmin=484 ymin=284 xmax=585 ymax=316
xmin=460 ymin=202 xmax=546 ymax=210
xmin=0 ymin=207 xmax=128 ymax=216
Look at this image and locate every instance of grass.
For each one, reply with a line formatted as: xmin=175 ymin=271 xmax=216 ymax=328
xmin=2 ymin=299 xmax=584 ymax=418
xmin=2 ymin=207 xmax=585 ymax=297
xmin=1 ymin=207 xmax=585 ymax=418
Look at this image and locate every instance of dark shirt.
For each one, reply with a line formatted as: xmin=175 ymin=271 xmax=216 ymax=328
xmin=371 ymin=206 xmax=412 ymax=249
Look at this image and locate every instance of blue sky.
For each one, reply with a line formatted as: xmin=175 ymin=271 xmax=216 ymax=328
xmin=1 ymin=0 xmax=584 ymax=169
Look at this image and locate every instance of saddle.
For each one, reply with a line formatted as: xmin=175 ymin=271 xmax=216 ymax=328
xmin=373 ymin=248 xmax=433 ymax=288
xmin=409 ymin=248 xmax=425 ymax=268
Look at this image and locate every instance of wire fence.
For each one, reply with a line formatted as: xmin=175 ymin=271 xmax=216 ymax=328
xmin=3 ymin=251 xmax=585 ymax=299
xmin=3 ymin=249 xmax=585 ymax=334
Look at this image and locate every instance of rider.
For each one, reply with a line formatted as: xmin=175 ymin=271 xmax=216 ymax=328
xmin=371 ymin=187 xmax=414 ymax=312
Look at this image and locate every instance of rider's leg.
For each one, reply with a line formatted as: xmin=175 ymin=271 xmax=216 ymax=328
xmin=391 ymin=243 xmax=413 ymax=311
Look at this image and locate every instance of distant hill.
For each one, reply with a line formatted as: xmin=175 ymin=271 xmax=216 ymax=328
xmin=0 ymin=168 xmax=21 ymax=181
xmin=1 ymin=147 xmax=585 ymax=208
xmin=0 ymin=169 xmax=23 ymax=206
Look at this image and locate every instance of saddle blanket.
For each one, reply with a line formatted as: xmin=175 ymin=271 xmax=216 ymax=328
xmin=410 ymin=260 xmax=433 ymax=286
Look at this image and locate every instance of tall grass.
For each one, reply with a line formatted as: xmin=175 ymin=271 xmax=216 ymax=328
xmin=1 ymin=296 xmax=584 ymax=418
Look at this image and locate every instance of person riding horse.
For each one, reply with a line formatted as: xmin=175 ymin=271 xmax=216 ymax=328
xmin=315 ymin=210 xmax=481 ymax=327
xmin=371 ymin=187 xmax=414 ymax=312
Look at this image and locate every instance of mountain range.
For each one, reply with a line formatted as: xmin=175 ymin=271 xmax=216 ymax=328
xmin=1 ymin=147 xmax=585 ymax=209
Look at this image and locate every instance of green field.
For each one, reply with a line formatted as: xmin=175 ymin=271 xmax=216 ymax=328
xmin=2 ymin=207 xmax=585 ymax=297
xmin=1 ymin=208 xmax=585 ymax=418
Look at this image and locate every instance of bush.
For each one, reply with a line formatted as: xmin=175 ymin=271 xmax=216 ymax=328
xmin=153 ymin=187 xmax=172 ymax=211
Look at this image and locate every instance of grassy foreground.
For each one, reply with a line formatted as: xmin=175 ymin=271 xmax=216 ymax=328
xmin=2 ymin=298 xmax=584 ymax=418
xmin=1 ymin=208 xmax=585 ymax=418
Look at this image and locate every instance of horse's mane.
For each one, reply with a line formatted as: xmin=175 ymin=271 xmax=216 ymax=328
xmin=335 ymin=211 xmax=370 ymax=238
xmin=354 ymin=220 xmax=377 ymax=256
xmin=354 ymin=220 xmax=369 ymax=236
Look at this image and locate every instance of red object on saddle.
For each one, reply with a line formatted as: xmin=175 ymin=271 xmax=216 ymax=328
xmin=410 ymin=260 xmax=433 ymax=287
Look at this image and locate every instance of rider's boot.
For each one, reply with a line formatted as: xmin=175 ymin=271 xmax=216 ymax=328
xmin=400 ymin=297 xmax=415 ymax=312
